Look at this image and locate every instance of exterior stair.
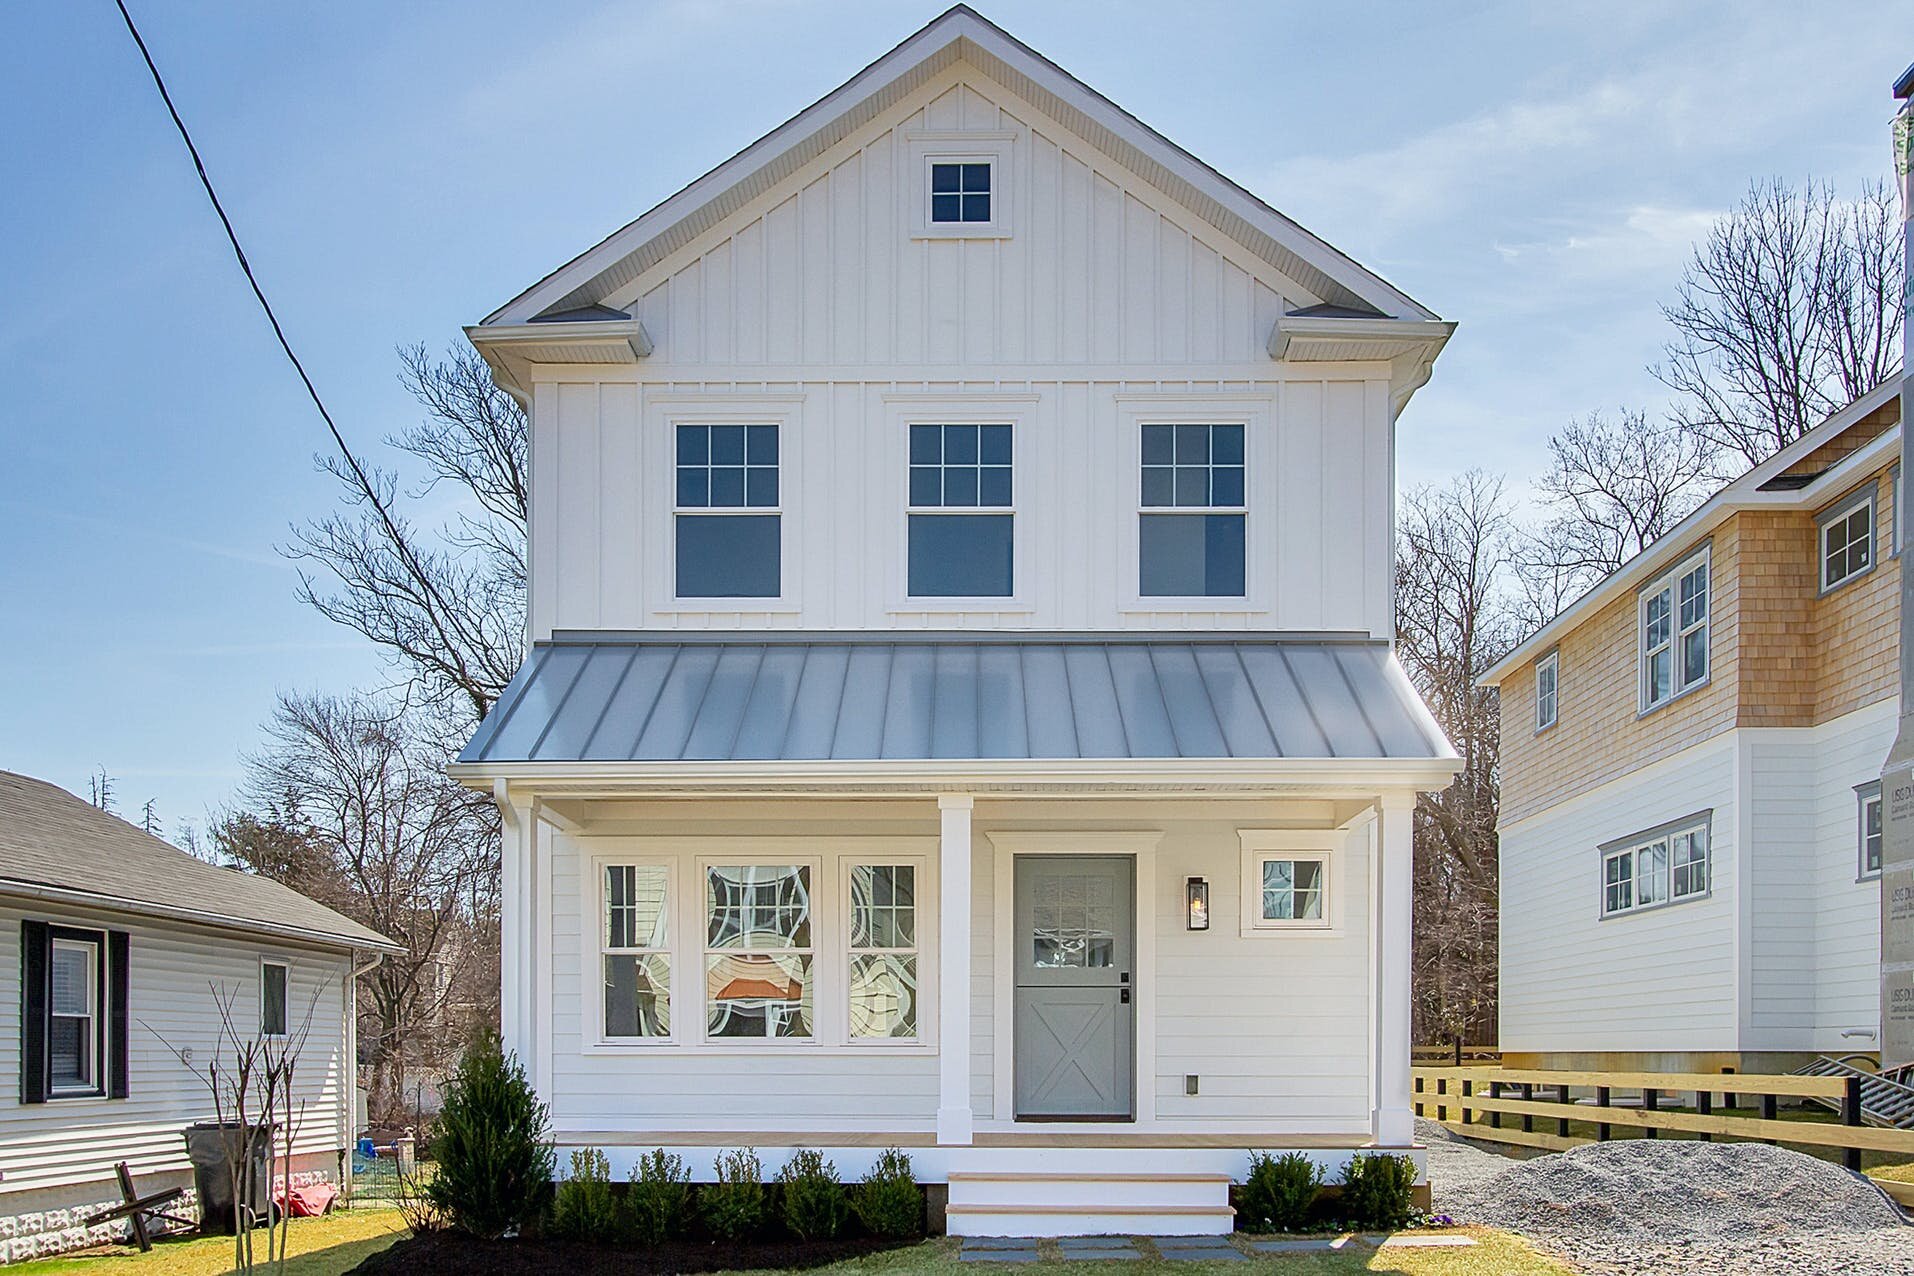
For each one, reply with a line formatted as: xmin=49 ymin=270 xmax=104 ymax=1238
xmin=945 ymin=1170 xmax=1234 ymax=1237
xmin=1795 ymin=1055 xmax=1914 ymax=1129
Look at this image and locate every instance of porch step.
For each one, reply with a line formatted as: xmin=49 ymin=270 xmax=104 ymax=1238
xmin=947 ymin=1171 xmax=1234 ymax=1236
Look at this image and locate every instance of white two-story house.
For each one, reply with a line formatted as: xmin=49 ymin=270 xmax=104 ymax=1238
xmin=454 ymin=6 xmax=1456 ymax=1236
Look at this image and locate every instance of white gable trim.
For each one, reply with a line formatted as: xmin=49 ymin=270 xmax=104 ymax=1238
xmin=481 ymin=6 xmax=1434 ymax=327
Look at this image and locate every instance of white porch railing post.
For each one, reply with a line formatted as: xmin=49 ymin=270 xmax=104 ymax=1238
xmin=1376 ymin=791 xmax=1417 ymax=1146
xmin=938 ymin=795 xmax=975 ymax=1145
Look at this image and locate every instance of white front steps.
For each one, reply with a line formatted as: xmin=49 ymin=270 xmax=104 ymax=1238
xmin=946 ymin=1171 xmax=1234 ymax=1237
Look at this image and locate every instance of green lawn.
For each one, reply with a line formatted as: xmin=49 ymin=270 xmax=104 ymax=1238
xmin=7 ymin=1221 xmax=1573 ymax=1276
xmin=6 ymin=1208 xmax=406 ymax=1276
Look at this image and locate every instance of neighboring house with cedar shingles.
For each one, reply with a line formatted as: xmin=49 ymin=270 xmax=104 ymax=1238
xmin=1482 ymin=381 xmax=1902 ymax=1072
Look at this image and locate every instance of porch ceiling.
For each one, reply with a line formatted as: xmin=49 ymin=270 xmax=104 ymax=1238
xmin=457 ymin=635 xmax=1455 ymax=773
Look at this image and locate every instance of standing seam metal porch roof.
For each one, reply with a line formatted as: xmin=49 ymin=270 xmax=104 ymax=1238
xmin=459 ymin=637 xmax=1453 ymax=765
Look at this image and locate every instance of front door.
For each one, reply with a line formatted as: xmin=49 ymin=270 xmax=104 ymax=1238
xmin=1013 ymin=855 xmax=1135 ymax=1120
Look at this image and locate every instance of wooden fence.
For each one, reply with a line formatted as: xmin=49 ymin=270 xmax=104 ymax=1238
xmin=1411 ymin=1065 xmax=1914 ymax=1173
xmin=1411 ymin=1044 xmax=1501 ymax=1066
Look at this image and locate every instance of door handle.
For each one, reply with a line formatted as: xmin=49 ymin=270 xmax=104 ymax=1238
xmin=1120 ymin=989 xmax=1131 ymax=1005
xmin=1120 ymin=972 xmax=1130 ymax=984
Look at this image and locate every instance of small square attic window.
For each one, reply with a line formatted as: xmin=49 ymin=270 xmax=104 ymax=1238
xmin=930 ymin=162 xmax=991 ymax=224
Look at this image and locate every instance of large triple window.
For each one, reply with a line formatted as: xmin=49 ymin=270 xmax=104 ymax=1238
xmin=1639 ymin=548 xmax=1709 ymax=711
xmin=675 ymin=423 xmax=780 ymax=599
xmin=603 ymin=864 xmax=672 ymax=1038
xmin=1601 ymin=815 xmax=1710 ymax=917
xmin=848 ymin=864 xmax=919 ymax=1039
xmin=704 ymin=865 xmax=814 ymax=1039
xmin=1139 ymin=423 xmax=1246 ymax=597
xmin=907 ymin=424 xmax=1014 ymax=597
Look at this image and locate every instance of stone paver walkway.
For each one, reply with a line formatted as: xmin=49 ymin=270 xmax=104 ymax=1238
xmin=956 ymin=1233 xmax=1478 ymax=1262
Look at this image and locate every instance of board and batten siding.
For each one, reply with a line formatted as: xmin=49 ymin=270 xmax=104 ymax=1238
xmin=523 ymin=73 xmax=1395 ymax=642
xmin=540 ymin=798 xmax=1374 ymax=1140
xmin=1499 ymin=733 xmax=1741 ymax=1055
xmin=0 ymin=902 xmax=352 ymax=1200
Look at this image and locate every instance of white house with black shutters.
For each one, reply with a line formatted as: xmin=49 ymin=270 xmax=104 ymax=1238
xmin=0 ymin=770 xmax=397 ymax=1262
xmin=455 ymin=6 xmax=1457 ymax=1236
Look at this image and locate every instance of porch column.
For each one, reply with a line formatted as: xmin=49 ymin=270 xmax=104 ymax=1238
xmin=494 ymin=783 xmax=529 ymax=1066
xmin=1375 ymin=792 xmax=1416 ymax=1146
xmin=938 ymin=795 xmax=975 ymax=1145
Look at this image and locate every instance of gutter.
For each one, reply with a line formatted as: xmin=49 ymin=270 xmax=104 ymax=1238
xmin=0 ymin=878 xmax=404 ymax=955
xmin=1481 ymin=390 xmax=1902 ymax=687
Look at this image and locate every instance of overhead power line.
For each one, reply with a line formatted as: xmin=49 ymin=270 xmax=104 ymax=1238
xmin=111 ymin=0 xmax=475 ymax=677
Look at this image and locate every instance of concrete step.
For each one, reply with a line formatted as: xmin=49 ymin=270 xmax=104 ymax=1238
xmin=945 ymin=1171 xmax=1234 ymax=1237
xmin=949 ymin=1171 xmax=1229 ymax=1210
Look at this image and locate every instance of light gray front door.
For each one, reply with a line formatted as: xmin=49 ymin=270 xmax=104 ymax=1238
xmin=1013 ymin=855 xmax=1134 ymax=1120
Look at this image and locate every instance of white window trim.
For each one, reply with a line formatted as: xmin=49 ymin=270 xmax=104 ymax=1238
xmin=1117 ymin=395 xmax=1275 ymax=615
xmin=839 ymin=853 xmax=935 ymax=1048
xmin=1638 ymin=545 xmax=1710 ymax=714
xmin=595 ymin=856 xmax=678 ymax=1047
xmin=1534 ymin=650 xmax=1559 ymax=733
xmin=1599 ymin=812 xmax=1713 ymax=919
xmin=1859 ymin=781 xmax=1885 ymax=882
xmin=1891 ymin=463 xmax=1901 ymax=559
xmin=1817 ymin=481 xmax=1878 ymax=595
xmin=577 ymin=837 xmax=938 ymax=1056
xmin=644 ymin=395 xmax=805 ymax=619
xmin=884 ymin=395 xmax=1038 ymax=615
xmin=1238 ymin=830 xmax=1344 ymax=936
xmin=49 ymin=936 xmax=102 ymax=1098
xmin=905 ymin=130 xmax=1016 ymax=240
xmin=259 ymin=959 xmax=290 ymax=1039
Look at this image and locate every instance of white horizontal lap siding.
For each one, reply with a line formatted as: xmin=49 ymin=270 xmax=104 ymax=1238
xmin=1498 ymin=735 xmax=1740 ymax=1053
xmin=1152 ymin=824 xmax=1370 ymax=1125
xmin=0 ymin=904 xmax=351 ymax=1196
xmin=548 ymin=831 xmax=937 ymax=1131
xmin=1805 ymin=703 xmax=1892 ymax=1041
xmin=525 ymin=73 xmax=1394 ymax=640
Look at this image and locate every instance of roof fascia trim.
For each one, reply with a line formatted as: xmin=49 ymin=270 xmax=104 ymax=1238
xmin=0 ymin=878 xmax=404 ymax=954
xmin=1481 ymin=380 xmax=1902 ymax=686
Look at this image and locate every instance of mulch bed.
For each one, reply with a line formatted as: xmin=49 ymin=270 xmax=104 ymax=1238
xmin=348 ymin=1231 xmax=919 ymax=1274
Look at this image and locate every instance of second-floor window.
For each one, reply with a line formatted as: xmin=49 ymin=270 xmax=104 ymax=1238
xmin=1535 ymin=651 xmax=1558 ymax=732
xmin=1819 ymin=485 xmax=1875 ymax=593
xmin=1139 ymin=423 xmax=1246 ymax=598
xmin=908 ymin=424 xmax=1014 ymax=597
xmin=1639 ymin=548 xmax=1708 ymax=712
xmin=675 ymin=424 xmax=779 ymax=599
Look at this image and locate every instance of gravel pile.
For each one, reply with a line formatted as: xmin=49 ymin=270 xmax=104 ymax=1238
xmin=1449 ymin=1139 xmax=1914 ymax=1275
xmin=1416 ymin=1117 xmax=1516 ymax=1209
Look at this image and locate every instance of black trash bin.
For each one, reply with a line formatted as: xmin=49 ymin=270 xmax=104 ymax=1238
xmin=183 ymin=1122 xmax=275 ymax=1234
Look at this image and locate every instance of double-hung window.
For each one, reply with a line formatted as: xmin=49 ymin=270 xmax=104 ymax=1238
xmin=50 ymin=938 xmax=100 ymax=1095
xmin=1818 ymin=485 xmax=1876 ymax=593
xmin=704 ymin=864 xmax=813 ymax=1039
xmin=1601 ymin=815 xmax=1710 ymax=917
xmin=1860 ymin=783 xmax=1885 ymax=880
xmin=847 ymin=864 xmax=919 ymax=1039
xmin=1139 ymin=423 xmax=1246 ymax=597
xmin=603 ymin=864 xmax=671 ymax=1038
xmin=907 ymin=424 xmax=1014 ymax=597
xmin=1640 ymin=548 xmax=1709 ymax=711
xmin=1535 ymin=651 xmax=1559 ymax=732
xmin=675 ymin=423 xmax=780 ymax=598
xmin=260 ymin=961 xmax=289 ymax=1038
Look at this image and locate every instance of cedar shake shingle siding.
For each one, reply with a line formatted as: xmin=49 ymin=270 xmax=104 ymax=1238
xmin=1498 ymin=454 xmax=1900 ymax=828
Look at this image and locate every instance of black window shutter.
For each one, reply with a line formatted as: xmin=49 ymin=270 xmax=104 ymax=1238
xmin=107 ymin=930 xmax=130 ymax=1100
xmin=20 ymin=920 xmax=48 ymax=1104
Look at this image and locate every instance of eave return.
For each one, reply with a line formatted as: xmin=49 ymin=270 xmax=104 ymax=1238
xmin=458 ymin=635 xmax=1453 ymax=766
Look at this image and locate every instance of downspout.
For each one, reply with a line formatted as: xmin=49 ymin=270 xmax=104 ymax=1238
xmin=340 ymin=950 xmax=385 ymax=1203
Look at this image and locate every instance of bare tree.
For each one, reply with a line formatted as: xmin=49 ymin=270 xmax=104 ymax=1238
xmin=1396 ymin=471 xmax=1521 ymax=1046
xmin=1657 ymin=177 xmax=1902 ymax=466
xmin=1516 ymin=409 xmax=1721 ymax=616
xmin=88 ymin=768 xmax=115 ymax=813
xmin=214 ymin=692 xmax=496 ymax=1123
xmin=289 ymin=345 xmax=527 ymax=728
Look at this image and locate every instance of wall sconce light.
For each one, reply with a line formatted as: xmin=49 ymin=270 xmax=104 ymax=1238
xmin=1186 ymin=877 xmax=1210 ymax=931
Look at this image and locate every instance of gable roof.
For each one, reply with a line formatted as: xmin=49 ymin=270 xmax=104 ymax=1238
xmin=481 ymin=5 xmax=1438 ymax=328
xmin=1480 ymin=378 xmax=1904 ymax=687
xmin=0 ymin=770 xmax=400 ymax=953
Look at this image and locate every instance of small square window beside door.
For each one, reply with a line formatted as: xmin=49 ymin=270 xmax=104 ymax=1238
xmin=1257 ymin=858 xmax=1325 ymax=924
xmin=1138 ymin=424 xmax=1246 ymax=597
xmin=930 ymin=162 xmax=991 ymax=224
xmin=261 ymin=962 xmax=288 ymax=1037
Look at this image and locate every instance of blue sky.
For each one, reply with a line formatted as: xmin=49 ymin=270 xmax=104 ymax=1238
xmin=2 ymin=0 xmax=1908 ymax=833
